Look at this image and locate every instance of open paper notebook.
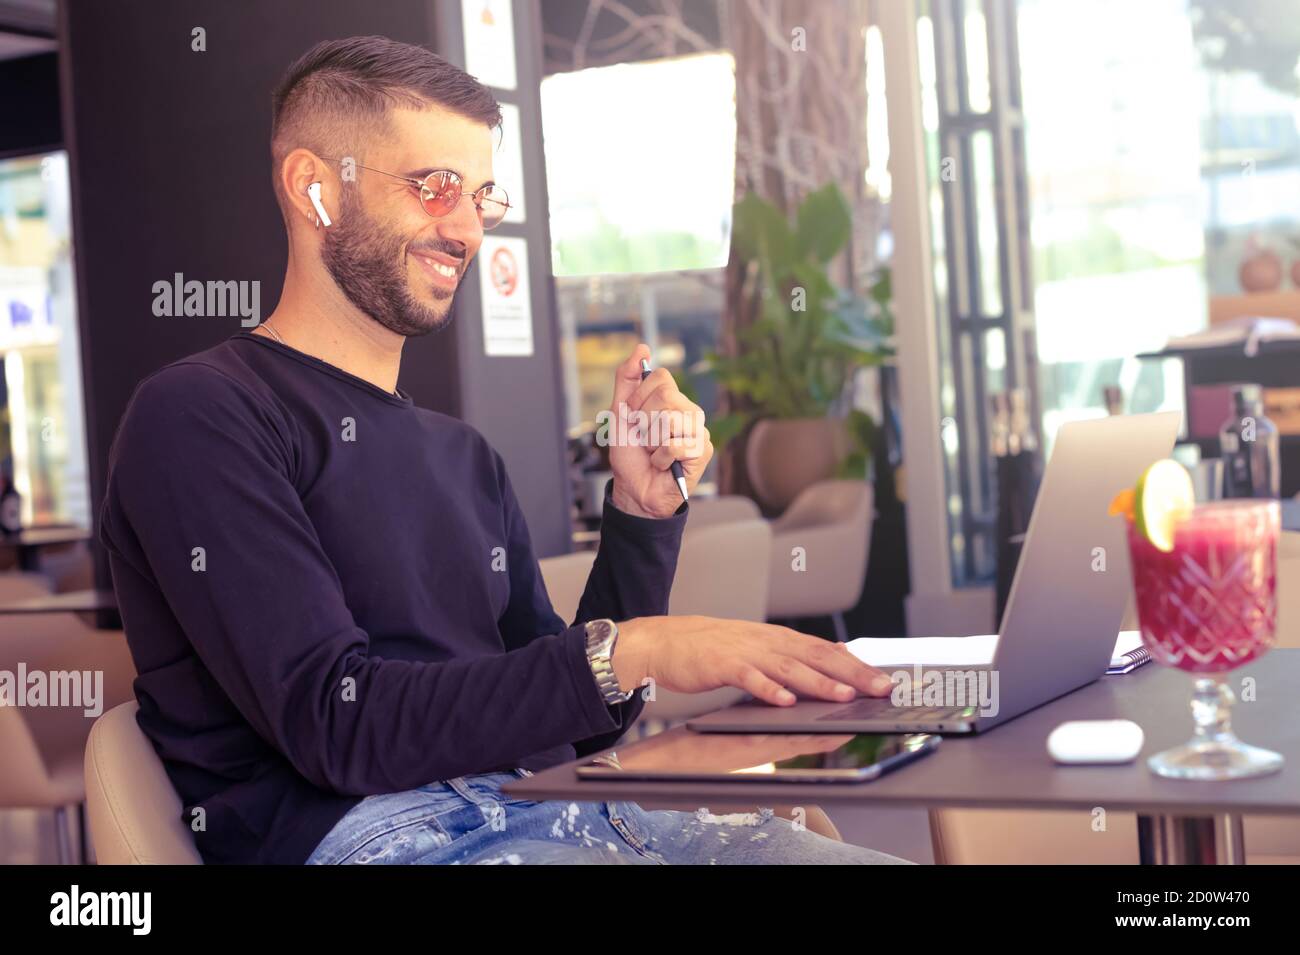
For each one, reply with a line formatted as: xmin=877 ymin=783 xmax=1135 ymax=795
xmin=847 ymin=631 xmax=1147 ymax=672
xmin=1164 ymin=316 xmax=1300 ymax=357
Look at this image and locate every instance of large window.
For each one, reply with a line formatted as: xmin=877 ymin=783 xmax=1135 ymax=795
xmin=917 ymin=0 xmax=1038 ymax=585
xmin=541 ymin=52 xmax=737 ymax=432
xmin=541 ymin=52 xmax=736 ymax=279
xmin=1019 ymin=0 xmax=1201 ymax=449
xmin=1021 ymin=0 xmax=1300 ymax=442
xmin=1194 ymin=0 xmax=1300 ymax=298
xmin=915 ymin=0 xmax=1300 ymax=587
xmin=0 ymin=152 xmax=89 ymax=527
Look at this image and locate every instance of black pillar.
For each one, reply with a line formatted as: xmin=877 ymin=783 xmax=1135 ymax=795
xmin=429 ymin=0 xmax=572 ymax=556
xmin=58 ymin=0 xmax=572 ymax=597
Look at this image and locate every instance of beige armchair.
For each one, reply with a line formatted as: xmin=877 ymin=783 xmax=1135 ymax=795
xmin=682 ymin=495 xmax=762 ymax=529
xmin=646 ymin=517 xmax=772 ymax=725
xmin=537 ymin=550 xmax=597 ymax=625
xmin=766 ymin=480 xmax=874 ymax=641
xmin=680 ymin=484 xmax=875 ymax=641
xmin=0 ymin=579 xmax=136 ymax=864
xmin=84 ymin=701 xmax=202 ymax=864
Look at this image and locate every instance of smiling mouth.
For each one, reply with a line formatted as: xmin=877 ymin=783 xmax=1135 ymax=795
xmin=413 ymin=253 xmax=461 ymax=279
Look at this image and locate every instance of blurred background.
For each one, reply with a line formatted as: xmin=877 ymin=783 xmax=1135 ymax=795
xmin=3 ymin=0 xmax=1299 ymax=632
xmin=4 ymin=0 xmax=1300 ymax=863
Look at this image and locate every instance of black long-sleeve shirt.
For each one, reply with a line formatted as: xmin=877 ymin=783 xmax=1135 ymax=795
xmin=99 ymin=333 xmax=686 ymax=864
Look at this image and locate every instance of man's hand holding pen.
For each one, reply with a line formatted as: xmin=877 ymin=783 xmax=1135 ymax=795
xmin=605 ymin=343 xmax=711 ymax=519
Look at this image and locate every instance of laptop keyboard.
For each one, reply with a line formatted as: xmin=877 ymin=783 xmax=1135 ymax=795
xmin=816 ymin=698 xmax=973 ymax=723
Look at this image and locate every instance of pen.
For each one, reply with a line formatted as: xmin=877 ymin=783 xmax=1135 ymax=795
xmin=640 ymin=358 xmax=690 ymax=502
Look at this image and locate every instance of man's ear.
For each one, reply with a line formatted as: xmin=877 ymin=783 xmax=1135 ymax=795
xmin=281 ymin=149 xmax=335 ymax=230
xmin=306 ymin=182 xmax=333 ymax=227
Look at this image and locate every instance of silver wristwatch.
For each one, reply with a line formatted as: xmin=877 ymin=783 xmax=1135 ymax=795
xmin=584 ymin=618 xmax=634 ymax=705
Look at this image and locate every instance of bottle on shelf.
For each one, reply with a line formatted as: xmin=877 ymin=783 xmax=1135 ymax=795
xmin=990 ymin=392 xmax=1010 ymax=458
xmin=0 ymin=467 xmax=21 ymax=536
xmin=1007 ymin=388 xmax=1037 ymax=455
xmin=992 ymin=388 xmax=1042 ymax=627
xmin=1102 ymin=384 xmax=1123 ymax=416
xmin=1218 ymin=383 xmax=1280 ymax=499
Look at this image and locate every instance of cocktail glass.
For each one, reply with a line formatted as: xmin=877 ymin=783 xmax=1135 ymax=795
xmin=1126 ymin=498 xmax=1283 ymax=780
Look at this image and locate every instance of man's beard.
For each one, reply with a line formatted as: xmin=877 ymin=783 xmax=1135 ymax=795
xmin=319 ymin=190 xmax=461 ymax=337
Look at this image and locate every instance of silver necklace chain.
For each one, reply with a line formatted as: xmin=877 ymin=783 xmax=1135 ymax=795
xmin=256 ymin=321 xmax=400 ymax=398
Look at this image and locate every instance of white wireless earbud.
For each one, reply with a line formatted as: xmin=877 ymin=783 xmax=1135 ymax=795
xmin=306 ymin=181 xmax=332 ymax=228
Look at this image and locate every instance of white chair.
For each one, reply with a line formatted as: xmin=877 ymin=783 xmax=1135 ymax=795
xmin=766 ymin=480 xmax=874 ymax=641
xmin=84 ymin=701 xmax=202 ymax=864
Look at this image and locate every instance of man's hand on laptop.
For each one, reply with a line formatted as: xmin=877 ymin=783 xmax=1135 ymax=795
xmin=611 ymin=616 xmax=895 ymax=706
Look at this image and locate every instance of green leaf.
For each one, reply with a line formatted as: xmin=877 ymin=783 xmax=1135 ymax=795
xmin=721 ymin=184 xmax=892 ymax=436
xmin=846 ymin=408 xmax=879 ymax=456
xmin=795 ymin=183 xmax=852 ymax=264
xmin=868 ymin=267 xmax=892 ymax=308
xmin=836 ymin=411 xmax=879 ymax=481
xmin=732 ymin=191 xmax=798 ymax=278
xmin=835 ymin=451 xmax=870 ymax=480
xmin=789 ymin=261 xmax=836 ymax=307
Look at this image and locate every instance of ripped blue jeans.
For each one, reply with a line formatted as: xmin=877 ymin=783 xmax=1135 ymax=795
xmin=305 ymin=770 xmax=912 ymax=865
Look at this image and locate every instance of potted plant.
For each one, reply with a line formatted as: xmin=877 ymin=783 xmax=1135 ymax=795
xmin=707 ymin=184 xmax=894 ymax=511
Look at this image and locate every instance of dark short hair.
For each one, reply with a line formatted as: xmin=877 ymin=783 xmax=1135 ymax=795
xmin=270 ymin=35 xmax=501 ymax=212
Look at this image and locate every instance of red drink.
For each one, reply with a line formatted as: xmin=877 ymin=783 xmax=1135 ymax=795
xmin=1127 ymin=500 xmax=1279 ymax=673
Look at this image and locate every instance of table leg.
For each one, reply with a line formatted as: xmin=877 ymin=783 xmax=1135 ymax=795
xmin=1137 ymin=813 xmax=1246 ymax=864
xmin=927 ymin=809 xmax=949 ymax=865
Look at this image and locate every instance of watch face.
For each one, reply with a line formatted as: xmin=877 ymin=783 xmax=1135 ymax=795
xmin=588 ymin=619 xmax=614 ymax=642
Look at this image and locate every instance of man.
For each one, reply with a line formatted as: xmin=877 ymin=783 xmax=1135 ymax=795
xmin=101 ymin=35 xmax=904 ymax=865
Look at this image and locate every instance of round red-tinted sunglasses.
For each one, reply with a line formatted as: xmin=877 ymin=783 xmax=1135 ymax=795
xmin=320 ymin=158 xmax=511 ymax=229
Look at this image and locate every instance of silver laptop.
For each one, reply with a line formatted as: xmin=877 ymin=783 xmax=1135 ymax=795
xmin=688 ymin=411 xmax=1181 ymax=735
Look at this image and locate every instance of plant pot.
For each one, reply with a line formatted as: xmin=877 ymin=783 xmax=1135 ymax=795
xmin=745 ymin=417 xmax=851 ymax=513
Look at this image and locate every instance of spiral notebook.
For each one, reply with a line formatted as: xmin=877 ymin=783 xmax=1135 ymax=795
xmin=1106 ymin=631 xmax=1152 ymax=674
